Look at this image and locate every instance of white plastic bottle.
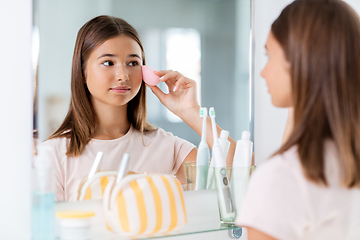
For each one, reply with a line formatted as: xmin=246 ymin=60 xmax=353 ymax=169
xmin=31 ymin=145 xmax=55 ymax=240
xmin=207 ymin=130 xmax=230 ymax=189
xmin=230 ymin=131 xmax=253 ymax=215
xmin=232 ymin=131 xmax=252 ymax=168
xmin=218 ymin=130 xmax=230 ymax=157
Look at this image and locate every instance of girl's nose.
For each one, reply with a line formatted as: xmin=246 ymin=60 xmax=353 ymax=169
xmin=116 ymin=65 xmax=129 ymax=81
xmin=260 ymin=66 xmax=266 ymax=79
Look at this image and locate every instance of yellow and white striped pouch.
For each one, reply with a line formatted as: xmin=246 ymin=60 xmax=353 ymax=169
xmin=74 ymin=171 xmax=118 ymax=201
xmin=103 ymin=174 xmax=187 ymax=237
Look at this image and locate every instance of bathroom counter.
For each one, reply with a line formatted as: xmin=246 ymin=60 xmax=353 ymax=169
xmin=79 ymin=222 xmax=241 ymax=240
xmin=55 ymin=189 xmax=244 ymax=239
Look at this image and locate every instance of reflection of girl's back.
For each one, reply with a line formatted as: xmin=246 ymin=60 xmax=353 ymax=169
xmin=42 ymin=16 xmax=196 ymax=202
xmin=237 ymin=1 xmax=360 ymax=239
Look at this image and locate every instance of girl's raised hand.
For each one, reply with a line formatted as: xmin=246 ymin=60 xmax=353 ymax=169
xmin=147 ymin=70 xmax=200 ymax=120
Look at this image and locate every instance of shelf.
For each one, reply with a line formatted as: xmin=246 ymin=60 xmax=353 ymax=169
xmin=55 ymin=189 xmax=242 ymax=239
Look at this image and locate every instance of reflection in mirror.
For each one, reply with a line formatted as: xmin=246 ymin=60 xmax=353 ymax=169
xmin=36 ymin=0 xmax=252 ymax=144
xmin=34 ymin=0 xmax=253 ymax=203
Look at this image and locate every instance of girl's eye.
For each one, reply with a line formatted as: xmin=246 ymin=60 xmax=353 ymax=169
xmin=129 ymin=61 xmax=139 ymax=66
xmin=103 ymin=60 xmax=114 ymax=66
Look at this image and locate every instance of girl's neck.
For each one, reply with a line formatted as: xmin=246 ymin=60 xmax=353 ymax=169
xmin=92 ymin=104 xmax=131 ymax=140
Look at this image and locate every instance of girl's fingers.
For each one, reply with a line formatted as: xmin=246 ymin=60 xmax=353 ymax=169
xmin=172 ymin=76 xmax=187 ymax=92
xmin=155 ymin=70 xmax=182 ymax=83
xmin=154 ymin=70 xmax=173 ymax=77
xmin=164 ymin=80 xmax=176 ymax=92
xmin=155 ymin=70 xmax=182 ymax=92
xmin=154 ymin=70 xmax=195 ymax=92
xmin=173 ymin=75 xmax=195 ymax=92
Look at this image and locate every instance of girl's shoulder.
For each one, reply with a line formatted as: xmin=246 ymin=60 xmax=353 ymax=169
xmin=252 ymin=145 xmax=304 ymax=187
xmin=43 ymin=136 xmax=69 ymax=146
xmin=41 ymin=136 xmax=70 ymax=159
xmin=260 ymin=141 xmax=340 ymax=186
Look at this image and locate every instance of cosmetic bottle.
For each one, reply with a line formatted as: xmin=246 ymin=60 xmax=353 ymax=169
xmin=56 ymin=211 xmax=95 ymax=240
xmin=31 ymin=145 xmax=55 ymax=240
xmin=230 ymin=131 xmax=253 ymax=215
xmin=218 ymin=130 xmax=230 ymax=157
xmin=207 ymin=130 xmax=230 ymax=189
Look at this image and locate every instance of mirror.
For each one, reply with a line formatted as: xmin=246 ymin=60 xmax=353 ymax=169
xmin=34 ymin=0 xmax=253 ymax=145
xmin=33 ymin=0 xmax=254 ymax=207
xmin=32 ymin=0 xmax=253 ymax=237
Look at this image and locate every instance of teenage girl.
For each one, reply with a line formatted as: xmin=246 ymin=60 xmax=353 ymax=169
xmin=236 ymin=0 xmax=360 ymax=239
xmin=43 ymin=15 xmax=236 ymax=201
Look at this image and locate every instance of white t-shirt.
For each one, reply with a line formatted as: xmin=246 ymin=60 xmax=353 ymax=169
xmin=236 ymin=141 xmax=360 ymax=240
xmin=42 ymin=125 xmax=195 ymax=202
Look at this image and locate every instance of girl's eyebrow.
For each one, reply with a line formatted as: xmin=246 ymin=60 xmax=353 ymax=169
xmin=97 ymin=53 xmax=141 ymax=60
xmin=129 ymin=54 xmax=141 ymax=59
xmin=98 ymin=53 xmax=116 ymax=59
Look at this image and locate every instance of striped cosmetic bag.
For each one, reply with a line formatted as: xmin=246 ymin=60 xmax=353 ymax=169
xmin=74 ymin=171 xmax=118 ymax=201
xmin=103 ymin=174 xmax=187 ymax=237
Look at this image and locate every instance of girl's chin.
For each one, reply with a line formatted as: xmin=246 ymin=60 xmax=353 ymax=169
xmin=271 ymin=97 xmax=292 ymax=108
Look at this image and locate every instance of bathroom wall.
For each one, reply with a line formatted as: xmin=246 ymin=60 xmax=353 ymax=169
xmin=0 ymin=0 xmax=32 ymax=238
xmin=253 ymin=0 xmax=291 ymax=164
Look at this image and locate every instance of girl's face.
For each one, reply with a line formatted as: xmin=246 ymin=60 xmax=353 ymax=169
xmin=261 ymin=31 xmax=292 ymax=108
xmin=84 ymin=35 xmax=143 ymax=109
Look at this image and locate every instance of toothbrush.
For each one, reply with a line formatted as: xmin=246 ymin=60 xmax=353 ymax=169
xmin=195 ymin=107 xmax=210 ymax=190
xmin=209 ymin=107 xmax=235 ymax=222
xmin=88 ymin=151 xmax=104 ymax=179
xmin=207 ymin=161 xmax=216 ymax=189
xmin=116 ymin=153 xmax=130 ymax=184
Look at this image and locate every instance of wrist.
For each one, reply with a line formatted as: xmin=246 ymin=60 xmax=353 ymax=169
xmin=179 ymin=105 xmax=201 ymax=125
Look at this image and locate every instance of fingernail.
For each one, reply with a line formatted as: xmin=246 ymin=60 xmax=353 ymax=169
xmin=173 ymin=86 xmax=177 ymax=92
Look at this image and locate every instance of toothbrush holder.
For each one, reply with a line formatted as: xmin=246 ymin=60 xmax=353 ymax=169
xmin=183 ymin=161 xmax=210 ymax=191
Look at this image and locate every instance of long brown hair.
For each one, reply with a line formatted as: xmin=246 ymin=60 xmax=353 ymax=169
xmin=273 ymin=0 xmax=360 ymax=187
xmin=49 ymin=15 xmax=155 ymax=156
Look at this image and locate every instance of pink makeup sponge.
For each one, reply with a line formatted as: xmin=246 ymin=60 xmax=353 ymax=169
xmin=142 ymin=66 xmax=160 ymax=86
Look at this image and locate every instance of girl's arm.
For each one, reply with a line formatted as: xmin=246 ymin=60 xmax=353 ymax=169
xmin=175 ymin=148 xmax=197 ymax=184
xmin=148 ymin=70 xmax=236 ymax=166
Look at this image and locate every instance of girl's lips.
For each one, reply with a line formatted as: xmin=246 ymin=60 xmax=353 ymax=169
xmin=110 ymin=86 xmax=130 ymax=93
